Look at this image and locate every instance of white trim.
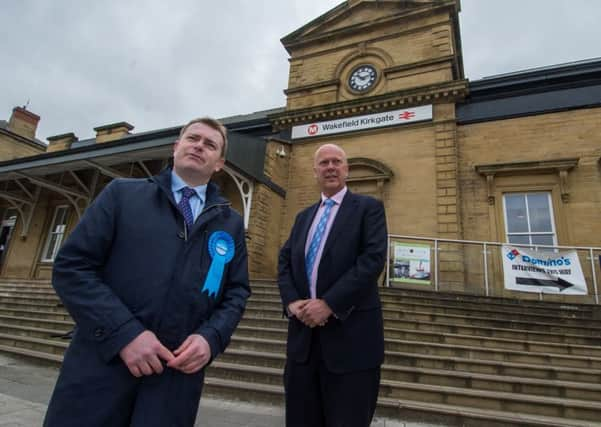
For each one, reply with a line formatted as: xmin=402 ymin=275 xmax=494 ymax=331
xmin=41 ymin=205 xmax=70 ymax=262
xmin=503 ymin=192 xmax=557 ymax=246
xmin=222 ymin=166 xmax=253 ymax=230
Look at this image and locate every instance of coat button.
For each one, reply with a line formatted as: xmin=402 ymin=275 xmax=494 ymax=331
xmin=94 ymin=328 xmax=105 ymax=338
xmin=177 ymin=231 xmax=185 ymax=239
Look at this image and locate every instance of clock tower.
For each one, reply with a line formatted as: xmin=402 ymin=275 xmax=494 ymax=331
xmin=272 ymin=0 xmax=468 ymax=258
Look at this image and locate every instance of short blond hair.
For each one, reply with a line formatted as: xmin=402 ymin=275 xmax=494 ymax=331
xmin=179 ymin=117 xmax=228 ymax=158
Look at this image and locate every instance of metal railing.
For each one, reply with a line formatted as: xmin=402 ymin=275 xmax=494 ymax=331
xmin=385 ymin=235 xmax=601 ymax=305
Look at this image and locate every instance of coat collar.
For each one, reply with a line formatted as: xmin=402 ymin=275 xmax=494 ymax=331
xmin=152 ymin=167 xmax=227 ymax=209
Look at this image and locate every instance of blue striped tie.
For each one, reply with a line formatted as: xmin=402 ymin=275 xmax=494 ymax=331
xmin=305 ymin=199 xmax=335 ymax=283
xmin=178 ymin=187 xmax=195 ymax=227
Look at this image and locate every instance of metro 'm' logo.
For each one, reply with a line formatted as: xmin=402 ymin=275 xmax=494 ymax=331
xmin=307 ymin=124 xmax=318 ymax=135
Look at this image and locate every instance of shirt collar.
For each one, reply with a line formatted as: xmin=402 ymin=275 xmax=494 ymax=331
xmin=171 ymin=170 xmax=208 ymax=202
xmin=321 ymin=186 xmax=347 ymax=206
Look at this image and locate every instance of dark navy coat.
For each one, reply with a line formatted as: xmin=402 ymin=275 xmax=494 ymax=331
xmin=45 ymin=168 xmax=250 ymax=426
xmin=278 ymin=191 xmax=387 ymax=374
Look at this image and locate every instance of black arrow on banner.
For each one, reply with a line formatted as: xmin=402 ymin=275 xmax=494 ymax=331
xmin=515 ymin=276 xmax=574 ymax=291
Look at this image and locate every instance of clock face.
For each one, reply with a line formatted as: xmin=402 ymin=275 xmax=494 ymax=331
xmin=348 ymin=65 xmax=377 ymax=92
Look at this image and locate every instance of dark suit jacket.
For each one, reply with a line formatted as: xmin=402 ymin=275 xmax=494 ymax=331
xmin=278 ymin=190 xmax=387 ymax=373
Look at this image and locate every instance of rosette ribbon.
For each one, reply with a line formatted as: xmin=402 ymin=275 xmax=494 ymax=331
xmin=202 ymin=231 xmax=235 ymax=298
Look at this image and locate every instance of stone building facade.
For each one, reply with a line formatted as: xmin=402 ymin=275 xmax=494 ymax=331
xmin=0 ymin=0 xmax=599 ymax=301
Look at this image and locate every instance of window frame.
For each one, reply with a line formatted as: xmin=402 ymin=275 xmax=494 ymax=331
xmin=41 ymin=205 xmax=70 ymax=262
xmin=502 ymin=191 xmax=557 ymax=247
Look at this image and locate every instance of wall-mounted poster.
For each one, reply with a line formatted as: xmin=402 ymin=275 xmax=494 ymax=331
xmin=502 ymin=245 xmax=587 ymax=294
xmin=391 ymin=242 xmax=431 ymax=285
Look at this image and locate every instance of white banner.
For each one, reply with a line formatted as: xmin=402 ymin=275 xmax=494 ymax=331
xmin=502 ymin=245 xmax=587 ymax=295
xmin=291 ymin=105 xmax=433 ymax=139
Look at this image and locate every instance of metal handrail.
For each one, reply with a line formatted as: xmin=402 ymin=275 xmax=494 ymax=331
xmin=388 ymin=234 xmax=601 ymax=251
xmin=386 ymin=234 xmax=600 ymax=304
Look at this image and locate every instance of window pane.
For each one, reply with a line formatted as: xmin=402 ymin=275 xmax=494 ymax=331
xmin=52 ymin=235 xmax=65 ymax=259
xmin=56 ymin=207 xmax=68 ymax=226
xmin=531 ymin=234 xmax=555 ymax=246
xmin=505 ymin=194 xmax=528 ymax=233
xmin=43 ymin=206 xmax=69 ymax=262
xmin=508 ymin=234 xmax=530 ymax=245
xmin=4 ymin=209 xmax=17 ymax=221
xmin=45 ymin=234 xmax=59 ymax=260
xmin=527 ymin=193 xmax=552 ymax=232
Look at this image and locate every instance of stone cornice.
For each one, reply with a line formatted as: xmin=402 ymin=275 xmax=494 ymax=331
xmin=284 ymin=79 xmax=339 ymax=95
xmin=475 ymin=158 xmax=579 ymax=176
xmin=383 ymin=54 xmax=455 ymax=76
xmin=475 ymin=158 xmax=579 ymax=204
xmin=270 ymin=79 xmax=468 ymax=129
xmin=287 ymin=19 xmax=454 ymax=62
xmin=0 ymin=128 xmax=46 ymax=151
xmin=284 ymin=55 xmax=455 ymax=96
xmin=283 ymin=1 xmax=456 ymax=52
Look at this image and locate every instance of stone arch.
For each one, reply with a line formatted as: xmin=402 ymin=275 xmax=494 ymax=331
xmin=335 ymin=46 xmax=394 ymax=100
xmin=346 ymin=157 xmax=393 ymax=201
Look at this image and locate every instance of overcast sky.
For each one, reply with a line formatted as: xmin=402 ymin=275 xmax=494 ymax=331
xmin=1 ymin=0 xmax=600 ymax=142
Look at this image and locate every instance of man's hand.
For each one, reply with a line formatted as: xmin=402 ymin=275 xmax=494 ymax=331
xmin=287 ymin=299 xmax=309 ymax=318
xmin=298 ymin=299 xmax=333 ymax=328
xmin=167 ymin=334 xmax=211 ymax=374
xmin=119 ymin=330 xmax=174 ymax=377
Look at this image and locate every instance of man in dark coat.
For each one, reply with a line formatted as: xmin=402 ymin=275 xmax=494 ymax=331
xmin=278 ymin=143 xmax=388 ymax=427
xmin=44 ymin=117 xmax=250 ymax=427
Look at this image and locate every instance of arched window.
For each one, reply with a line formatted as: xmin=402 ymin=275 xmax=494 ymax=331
xmin=346 ymin=157 xmax=393 ymax=201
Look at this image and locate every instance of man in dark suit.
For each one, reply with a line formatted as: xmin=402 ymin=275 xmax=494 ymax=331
xmin=44 ymin=118 xmax=250 ymax=427
xmin=278 ymin=143 xmax=388 ymax=427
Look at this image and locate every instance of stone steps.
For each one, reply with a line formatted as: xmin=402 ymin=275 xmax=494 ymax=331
xmin=218 ymin=348 xmax=601 ymax=384
xmin=208 ymin=359 xmax=601 ymax=401
xmin=0 ymin=295 xmax=62 ymax=306
xmin=233 ymin=324 xmax=601 ymax=358
xmin=0 ymin=300 xmax=64 ymax=313
xmin=0 ymin=322 xmax=70 ymax=340
xmin=0 ymin=344 xmax=62 ymax=364
xmin=377 ymin=380 xmax=601 ymax=422
xmin=247 ymin=298 xmax=599 ymax=327
xmin=0 ymin=279 xmax=52 ymax=286
xmin=0 ymin=314 xmax=74 ymax=330
xmin=249 ymin=288 xmax=599 ymax=320
xmin=0 ymin=332 xmax=67 ymax=355
xmin=0 ymin=288 xmax=58 ymax=297
xmin=242 ymin=304 xmax=601 ymax=338
xmin=239 ymin=315 xmax=600 ymax=346
xmin=202 ymin=378 xmax=601 ymax=427
xmin=226 ymin=334 xmax=601 ymax=370
xmin=250 ymin=283 xmax=600 ymax=314
xmin=0 ymin=280 xmax=599 ymax=426
xmin=0 ymin=307 xmax=73 ymax=321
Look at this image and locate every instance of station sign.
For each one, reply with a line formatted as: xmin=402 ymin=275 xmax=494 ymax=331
xmin=291 ymin=105 xmax=433 ymax=139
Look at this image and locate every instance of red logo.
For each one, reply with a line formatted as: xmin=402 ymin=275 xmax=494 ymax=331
xmin=307 ymin=124 xmax=319 ymax=135
xmin=399 ymin=111 xmax=416 ymax=120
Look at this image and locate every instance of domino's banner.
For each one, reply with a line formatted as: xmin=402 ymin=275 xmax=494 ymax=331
xmin=502 ymin=246 xmax=587 ymax=295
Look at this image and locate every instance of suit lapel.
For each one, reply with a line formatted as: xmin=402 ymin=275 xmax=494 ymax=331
xmin=321 ymin=191 xmax=357 ymax=257
xmin=299 ymin=202 xmax=320 ymax=250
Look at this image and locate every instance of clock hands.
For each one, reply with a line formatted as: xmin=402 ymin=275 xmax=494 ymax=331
xmin=354 ymin=73 xmax=373 ymax=85
xmin=349 ymin=65 xmax=377 ymax=91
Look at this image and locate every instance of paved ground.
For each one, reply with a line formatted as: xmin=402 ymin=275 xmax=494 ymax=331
xmin=0 ymin=353 xmax=441 ymax=426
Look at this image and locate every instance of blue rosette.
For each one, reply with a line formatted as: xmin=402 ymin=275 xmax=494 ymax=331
xmin=202 ymin=231 xmax=235 ymax=298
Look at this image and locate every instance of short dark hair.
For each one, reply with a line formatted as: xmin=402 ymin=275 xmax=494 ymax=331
xmin=178 ymin=117 xmax=228 ymax=158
